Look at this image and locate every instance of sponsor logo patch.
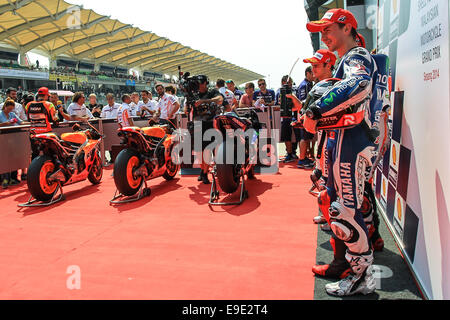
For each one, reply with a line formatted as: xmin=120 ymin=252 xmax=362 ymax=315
xmin=323 ymin=12 xmax=334 ymax=20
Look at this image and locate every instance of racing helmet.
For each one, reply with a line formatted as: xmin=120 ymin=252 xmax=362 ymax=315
xmin=304 ymin=78 xmax=341 ymax=110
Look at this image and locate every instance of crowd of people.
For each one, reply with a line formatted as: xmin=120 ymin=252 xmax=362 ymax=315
xmin=0 ymin=83 xmax=183 ymax=186
xmin=48 ymin=66 xmax=177 ymax=84
xmin=0 ymin=59 xmax=171 ymax=84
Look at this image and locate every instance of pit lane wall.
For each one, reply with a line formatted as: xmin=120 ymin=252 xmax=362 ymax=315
xmin=372 ymin=0 xmax=450 ymax=299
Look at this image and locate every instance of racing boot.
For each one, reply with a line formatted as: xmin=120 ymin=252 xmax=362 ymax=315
xmin=325 ymin=250 xmax=376 ymax=297
xmin=312 ymin=237 xmax=351 ymax=279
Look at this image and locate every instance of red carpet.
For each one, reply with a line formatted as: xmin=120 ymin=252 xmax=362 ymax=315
xmin=0 ymin=162 xmax=318 ymax=300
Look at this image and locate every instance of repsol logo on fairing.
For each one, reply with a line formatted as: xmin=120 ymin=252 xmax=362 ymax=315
xmin=340 ymin=162 xmax=355 ymax=207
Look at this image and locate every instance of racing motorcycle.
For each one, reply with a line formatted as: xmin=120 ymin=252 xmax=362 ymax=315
xmin=209 ymin=107 xmax=263 ymax=205
xmin=111 ymin=123 xmax=180 ymax=204
xmin=20 ymin=122 xmax=103 ymax=206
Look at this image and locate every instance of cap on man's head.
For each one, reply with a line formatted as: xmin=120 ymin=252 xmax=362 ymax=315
xmin=6 ymin=87 xmax=17 ymax=94
xmin=306 ymin=8 xmax=358 ymax=33
xmin=37 ymin=87 xmax=49 ymax=96
xmin=303 ymin=49 xmax=337 ymax=66
xmin=225 ymin=79 xmax=234 ymax=84
xmin=356 ymin=33 xmax=366 ymax=48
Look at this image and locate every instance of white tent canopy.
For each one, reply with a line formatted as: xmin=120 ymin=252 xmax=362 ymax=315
xmin=0 ymin=0 xmax=263 ymax=84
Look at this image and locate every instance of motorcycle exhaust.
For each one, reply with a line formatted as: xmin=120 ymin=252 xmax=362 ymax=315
xmin=133 ymin=163 xmax=149 ymax=180
xmin=48 ymin=169 xmax=67 ymax=184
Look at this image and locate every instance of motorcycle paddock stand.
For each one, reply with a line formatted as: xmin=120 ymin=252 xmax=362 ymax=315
xmin=18 ymin=182 xmax=65 ymax=208
xmin=208 ymin=167 xmax=249 ymax=206
xmin=109 ymin=179 xmax=151 ymax=205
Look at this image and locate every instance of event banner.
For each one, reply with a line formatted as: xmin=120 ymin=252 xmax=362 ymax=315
xmin=48 ymin=73 xmax=78 ymax=82
xmin=0 ymin=68 xmax=48 ymax=80
xmin=374 ymin=0 xmax=449 ymax=299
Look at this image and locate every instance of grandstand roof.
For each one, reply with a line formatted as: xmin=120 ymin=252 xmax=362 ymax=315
xmin=0 ymin=0 xmax=263 ymax=83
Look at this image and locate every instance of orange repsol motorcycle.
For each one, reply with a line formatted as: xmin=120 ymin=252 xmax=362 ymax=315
xmin=110 ymin=124 xmax=180 ymax=204
xmin=20 ymin=122 xmax=103 ymax=207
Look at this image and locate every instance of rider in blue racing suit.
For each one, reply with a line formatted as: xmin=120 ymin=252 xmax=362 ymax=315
xmin=304 ymin=8 xmax=390 ymax=296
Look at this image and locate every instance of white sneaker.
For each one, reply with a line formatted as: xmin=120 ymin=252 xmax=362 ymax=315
xmin=325 ymin=269 xmax=376 ymax=297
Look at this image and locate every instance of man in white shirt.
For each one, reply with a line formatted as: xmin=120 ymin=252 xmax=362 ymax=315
xmin=117 ymin=94 xmax=134 ymax=128
xmin=154 ymin=86 xmax=180 ymax=128
xmin=67 ymin=92 xmax=93 ymax=122
xmin=129 ymin=92 xmax=141 ymax=117
xmin=0 ymin=87 xmax=27 ymax=121
xmin=216 ymin=79 xmax=237 ymax=111
xmin=137 ymin=90 xmax=157 ymax=117
xmin=100 ymin=93 xmax=121 ymax=119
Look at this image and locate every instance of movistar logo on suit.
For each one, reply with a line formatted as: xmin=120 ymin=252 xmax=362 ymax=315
xmin=323 ymin=92 xmax=336 ymax=106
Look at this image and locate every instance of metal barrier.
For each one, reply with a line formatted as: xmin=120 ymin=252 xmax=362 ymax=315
xmin=0 ymin=108 xmax=282 ymax=175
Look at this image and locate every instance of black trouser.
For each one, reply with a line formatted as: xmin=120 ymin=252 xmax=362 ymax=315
xmin=1 ymin=172 xmax=10 ymax=182
xmin=11 ymin=171 xmax=18 ymax=180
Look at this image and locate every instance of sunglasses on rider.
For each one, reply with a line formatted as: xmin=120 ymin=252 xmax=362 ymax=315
xmin=258 ymin=83 xmax=266 ymax=86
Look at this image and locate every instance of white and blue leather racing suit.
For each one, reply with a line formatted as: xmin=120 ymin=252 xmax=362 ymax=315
xmin=311 ymin=46 xmax=390 ymax=277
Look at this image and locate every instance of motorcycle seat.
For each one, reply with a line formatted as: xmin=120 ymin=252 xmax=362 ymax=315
xmin=141 ymin=126 xmax=166 ymax=139
xmin=61 ymin=132 xmax=87 ymax=145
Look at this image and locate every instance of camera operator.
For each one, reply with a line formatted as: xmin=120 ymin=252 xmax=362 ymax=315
xmin=276 ymin=75 xmax=301 ymax=163
xmin=183 ymin=75 xmax=224 ymax=185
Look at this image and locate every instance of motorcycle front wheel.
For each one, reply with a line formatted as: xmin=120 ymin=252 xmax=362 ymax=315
xmin=88 ymin=149 xmax=103 ymax=185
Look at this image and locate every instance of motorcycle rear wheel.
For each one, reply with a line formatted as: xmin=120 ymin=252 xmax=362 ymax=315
xmin=27 ymin=155 xmax=59 ymax=201
xmin=114 ymin=149 xmax=143 ymax=196
xmin=215 ymin=142 xmax=240 ymax=194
